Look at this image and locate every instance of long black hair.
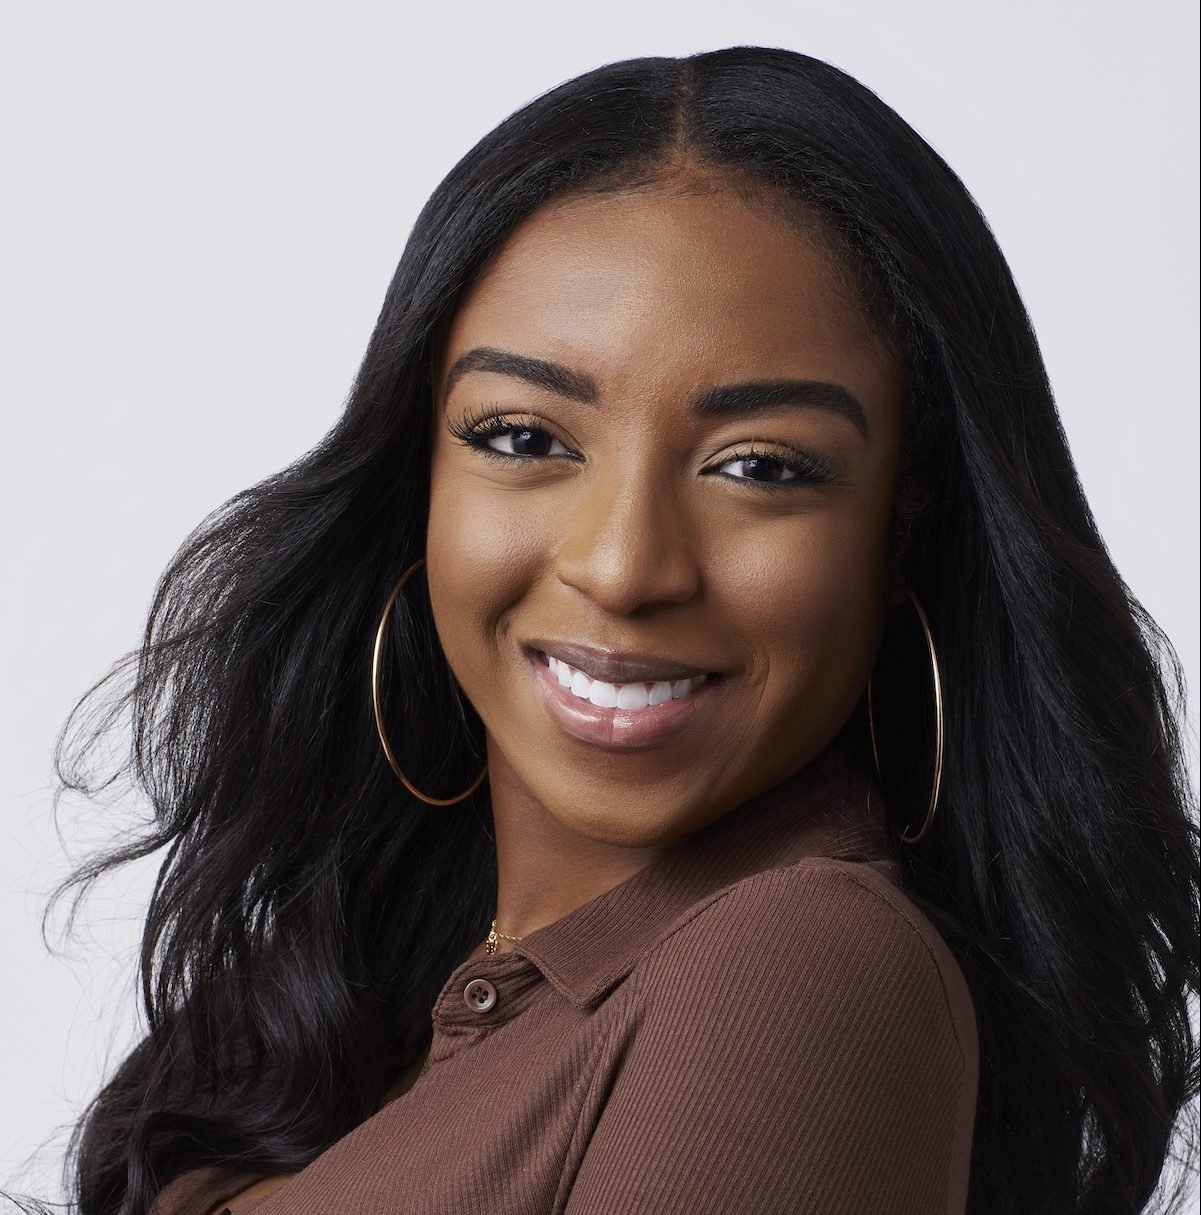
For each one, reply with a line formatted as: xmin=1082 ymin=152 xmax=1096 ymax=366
xmin=26 ymin=47 xmax=1199 ymax=1215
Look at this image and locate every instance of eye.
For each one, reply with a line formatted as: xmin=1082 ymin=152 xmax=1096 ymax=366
xmin=720 ymin=452 xmax=799 ymax=485
xmin=446 ymin=407 xmax=578 ymax=464
xmin=709 ymin=443 xmax=838 ymax=490
xmin=486 ymin=424 xmax=571 ymax=459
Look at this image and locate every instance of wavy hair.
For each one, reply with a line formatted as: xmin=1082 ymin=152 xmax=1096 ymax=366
xmin=22 ymin=47 xmax=1200 ymax=1215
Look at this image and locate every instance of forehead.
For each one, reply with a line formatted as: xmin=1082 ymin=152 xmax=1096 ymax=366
xmin=435 ymin=184 xmax=894 ymax=404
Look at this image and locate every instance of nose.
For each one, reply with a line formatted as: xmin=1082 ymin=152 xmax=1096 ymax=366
xmin=553 ymin=464 xmax=701 ymax=614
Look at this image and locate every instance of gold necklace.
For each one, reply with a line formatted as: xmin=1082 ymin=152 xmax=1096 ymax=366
xmin=485 ymin=917 xmax=524 ymax=955
xmin=417 ymin=920 xmax=523 ymax=1082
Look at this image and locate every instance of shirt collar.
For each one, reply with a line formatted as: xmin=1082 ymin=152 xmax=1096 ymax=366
xmin=512 ymin=736 xmax=897 ymax=1009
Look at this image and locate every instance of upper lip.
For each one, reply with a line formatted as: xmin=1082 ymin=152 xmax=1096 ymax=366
xmin=525 ymin=639 xmax=721 ymax=685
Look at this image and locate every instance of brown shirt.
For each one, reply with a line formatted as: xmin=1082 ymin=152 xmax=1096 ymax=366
xmin=149 ymin=742 xmax=979 ymax=1214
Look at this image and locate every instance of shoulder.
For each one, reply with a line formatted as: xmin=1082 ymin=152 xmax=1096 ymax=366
xmin=634 ymin=856 xmax=977 ymax=1080
xmin=572 ymin=859 xmax=980 ymax=1212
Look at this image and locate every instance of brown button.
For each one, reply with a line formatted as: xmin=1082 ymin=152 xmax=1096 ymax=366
xmin=463 ymin=977 xmax=498 ymax=1013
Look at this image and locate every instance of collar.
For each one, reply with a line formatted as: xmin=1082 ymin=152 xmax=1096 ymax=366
xmin=512 ymin=736 xmax=898 ymax=1009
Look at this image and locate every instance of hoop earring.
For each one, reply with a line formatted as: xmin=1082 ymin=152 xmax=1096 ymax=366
xmin=867 ymin=589 xmax=944 ymax=845
xmin=371 ymin=556 xmax=488 ymax=806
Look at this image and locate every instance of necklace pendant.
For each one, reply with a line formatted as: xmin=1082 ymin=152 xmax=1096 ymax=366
xmin=485 ymin=921 xmax=498 ymax=955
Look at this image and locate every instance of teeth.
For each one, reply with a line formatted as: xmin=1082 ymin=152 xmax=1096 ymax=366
xmin=648 ymin=681 xmax=673 ymax=706
xmin=589 ymin=679 xmax=618 ymax=708
xmin=545 ymin=653 xmax=708 ymax=711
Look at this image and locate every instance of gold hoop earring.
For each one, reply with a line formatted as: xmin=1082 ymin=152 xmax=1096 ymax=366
xmin=867 ymin=589 xmax=944 ymax=845
xmin=371 ymin=556 xmax=488 ymax=806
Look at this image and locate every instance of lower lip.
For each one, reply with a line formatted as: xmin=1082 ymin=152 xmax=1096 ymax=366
xmin=524 ymin=648 xmax=722 ymax=751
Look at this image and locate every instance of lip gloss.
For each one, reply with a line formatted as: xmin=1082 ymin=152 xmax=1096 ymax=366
xmin=525 ymin=648 xmax=719 ymax=751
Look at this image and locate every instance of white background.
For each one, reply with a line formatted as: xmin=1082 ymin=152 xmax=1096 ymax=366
xmin=2 ymin=1 xmax=1198 ymax=1207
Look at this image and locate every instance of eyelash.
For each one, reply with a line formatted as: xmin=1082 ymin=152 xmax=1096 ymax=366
xmin=446 ymin=405 xmax=839 ymax=490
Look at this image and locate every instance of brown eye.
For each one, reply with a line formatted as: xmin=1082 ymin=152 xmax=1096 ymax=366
xmin=711 ymin=443 xmax=838 ymax=490
xmin=725 ymin=454 xmax=796 ymax=483
xmin=446 ymin=409 xmax=577 ymax=464
xmin=501 ymin=427 xmax=559 ymax=457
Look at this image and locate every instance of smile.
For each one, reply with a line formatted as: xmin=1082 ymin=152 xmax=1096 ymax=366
xmin=525 ymin=647 xmax=723 ymax=751
xmin=546 ymin=650 xmax=709 ymax=711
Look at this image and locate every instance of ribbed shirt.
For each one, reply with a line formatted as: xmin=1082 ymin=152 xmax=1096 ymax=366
xmin=149 ymin=740 xmax=979 ymax=1215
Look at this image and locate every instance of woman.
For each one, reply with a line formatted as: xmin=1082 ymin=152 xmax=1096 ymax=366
xmin=36 ymin=46 xmax=1198 ymax=1215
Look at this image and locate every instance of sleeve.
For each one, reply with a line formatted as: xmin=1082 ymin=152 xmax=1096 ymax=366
xmin=563 ymin=864 xmax=975 ymax=1215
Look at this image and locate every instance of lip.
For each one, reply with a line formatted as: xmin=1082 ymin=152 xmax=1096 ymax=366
xmin=522 ymin=638 xmax=719 ymax=684
xmin=524 ymin=646 xmax=722 ymax=751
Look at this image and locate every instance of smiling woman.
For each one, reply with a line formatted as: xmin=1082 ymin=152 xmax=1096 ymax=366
xmin=22 ymin=46 xmax=1199 ymax=1215
xmin=425 ymin=181 xmax=903 ymax=814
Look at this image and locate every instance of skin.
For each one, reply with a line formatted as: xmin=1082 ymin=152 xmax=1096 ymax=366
xmin=425 ymin=169 xmax=906 ymax=959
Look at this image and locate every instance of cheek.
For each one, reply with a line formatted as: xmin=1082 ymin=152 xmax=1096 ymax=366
xmin=424 ymin=458 xmax=545 ymax=681
xmin=726 ymin=505 xmax=890 ymax=710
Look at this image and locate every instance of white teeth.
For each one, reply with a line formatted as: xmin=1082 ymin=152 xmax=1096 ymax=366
xmin=588 ymin=680 xmax=618 ymax=708
xmin=648 ymin=681 xmax=673 ymax=705
xmin=544 ymin=652 xmax=709 ymax=711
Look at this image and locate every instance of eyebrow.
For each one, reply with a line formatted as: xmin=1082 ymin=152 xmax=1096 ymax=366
xmin=443 ymin=345 xmax=870 ymax=440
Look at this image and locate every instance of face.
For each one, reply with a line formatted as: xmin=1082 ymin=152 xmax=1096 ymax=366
xmin=426 ymin=175 xmax=905 ymax=850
